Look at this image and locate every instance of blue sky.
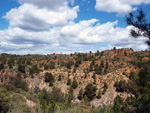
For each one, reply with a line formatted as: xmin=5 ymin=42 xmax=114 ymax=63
xmin=0 ymin=0 xmax=150 ymax=54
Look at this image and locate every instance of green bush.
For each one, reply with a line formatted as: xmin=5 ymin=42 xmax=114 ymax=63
xmin=72 ymin=80 xmax=78 ymax=89
xmin=18 ymin=64 xmax=25 ymax=73
xmin=67 ymin=78 xmax=71 ymax=85
xmin=9 ymin=76 xmax=29 ymax=91
xmin=0 ymin=87 xmax=11 ymax=113
xmin=49 ymin=80 xmax=54 ymax=87
xmin=51 ymin=87 xmax=65 ymax=102
xmin=0 ymin=63 xmax=4 ymax=70
xmin=129 ymin=71 xmax=137 ymax=81
xmin=58 ymin=74 xmax=61 ymax=81
xmin=78 ymin=88 xmax=84 ymax=100
xmin=44 ymin=72 xmax=55 ymax=83
xmin=114 ymin=80 xmax=128 ymax=92
xmin=97 ymin=89 xmax=101 ymax=99
xmin=84 ymin=83 xmax=97 ymax=101
xmin=29 ymin=64 xmax=40 ymax=75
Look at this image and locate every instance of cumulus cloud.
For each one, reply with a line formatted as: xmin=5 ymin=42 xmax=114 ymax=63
xmin=4 ymin=3 xmax=79 ymax=31
xmin=0 ymin=19 xmax=148 ymax=54
xmin=95 ymin=0 xmax=150 ymax=14
xmin=0 ymin=0 xmax=148 ymax=54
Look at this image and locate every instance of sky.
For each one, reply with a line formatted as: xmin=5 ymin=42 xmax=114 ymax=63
xmin=0 ymin=0 xmax=150 ymax=54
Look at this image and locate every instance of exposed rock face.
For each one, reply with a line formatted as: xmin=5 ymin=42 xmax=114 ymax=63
xmin=104 ymin=48 xmax=134 ymax=57
xmin=142 ymin=57 xmax=150 ymax=61
xmin=111 ymin=48 xmax=134 ymax=55
xmin=91 ymin=86 xmax=117 ymax=107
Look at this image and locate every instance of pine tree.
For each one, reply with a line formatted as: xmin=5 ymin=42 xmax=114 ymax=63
xmin=72 ymin=80 xmax=78 ymax=89
xmin=49 ymin=80 xmax=53 ymax=86
xmin=67 ymin=78 xmax=71 ymax=85
xmin=101 ymin=60 xmax=104 ymax=68
xmin=125 ymin=9 xmax=150 ymax=47
xmin=68 ymin=86 xmax=74 ymax=103
xmin=78 ymin=88 xmax=84 ymax=100
xmin=124 ymin=51 xmax=127 ymax=56
xmin=84 ymin=83 xmax=97 ymax=100
xmin=106 ymin=61 xmax=109 ymax=69
xmin=97 ymin=89 xmax=101 ymax=99
xmin=58 ymin=74 xmax=61 ymax=81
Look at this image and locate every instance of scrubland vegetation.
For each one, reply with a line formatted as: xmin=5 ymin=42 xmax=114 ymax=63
xmin=0 ymin=48 xmax=150 ymax=113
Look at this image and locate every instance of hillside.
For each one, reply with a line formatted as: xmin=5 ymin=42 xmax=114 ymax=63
xmin=0 ymin=48 xmax=150 ymax=113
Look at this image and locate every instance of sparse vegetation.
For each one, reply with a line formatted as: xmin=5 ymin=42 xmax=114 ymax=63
xmin=0 ymin=49 xmax=149 ymax=112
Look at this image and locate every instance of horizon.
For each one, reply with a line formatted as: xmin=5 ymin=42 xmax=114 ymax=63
xmin=1 ymin=47 xmax=149 ymax=55
xmin=0 ymin=0 xmax=150 ymax=54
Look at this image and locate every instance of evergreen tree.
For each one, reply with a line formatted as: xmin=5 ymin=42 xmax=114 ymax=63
xmin=45 ymin=72 xmax=54 ymax=83
xmin=18 ymin=64 xmax=25 ymax=73
xmin=104 ymin=68 xmax=108 ymax=74
xmin=124 ymin=51 xmax=127 ymax=56
xmin=106 ymin=61 xmax=109 ymax=69
xmin=68 ymin=86 xmax=74 ymax=102
xmin=58 ymin=74 xmax=61 ymax=81
xmin=125 ymin=9 xmax=150 ymax=47
xmin=72 ymin=80 xmax=78 ymax=89
xmin=101 ymin=60 xmax=104 ymax=68
xmin=0 ymin=88 xmax=11 ymax=113
xmin=49 ymin=80 xmax=54 ymax=87
xmin=113 ymin=95 xmax=123 ymax=113
xmin=67 ymin=78 xmax=71 ymax=85
xmin=84 ymin=83 xmax=97 ymax=100
xmin=97 ymin=89 xmax=101 ymax=99
xmin=78 ymin=88 xmax=84 ymax=100
xmin=104 ymin=82 xmax=108 ymax=90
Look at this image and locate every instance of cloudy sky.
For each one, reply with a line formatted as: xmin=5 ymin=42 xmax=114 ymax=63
xmin=0 ymin=0 xmax=150 ymax=54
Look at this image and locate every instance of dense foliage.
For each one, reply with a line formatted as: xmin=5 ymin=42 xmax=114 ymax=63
xmin=84 ymin=83 xmax=97 ymax=100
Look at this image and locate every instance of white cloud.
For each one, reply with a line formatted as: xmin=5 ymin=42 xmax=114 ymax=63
xmin=95 ymin=0 xmax=150 ymax=14
xmin=4 ymin=3 xmax=79 ymax=31
xmin=0 ymin=0 xmax=148 ymax=54
xmin=0 ymin=19 xmax=148 ymax=54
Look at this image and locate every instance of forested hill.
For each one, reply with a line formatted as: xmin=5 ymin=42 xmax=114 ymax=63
xmin=0 ymin=48 xmax=150 ymax=113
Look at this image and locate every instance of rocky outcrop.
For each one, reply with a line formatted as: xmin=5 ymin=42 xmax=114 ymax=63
xmin=91 ymin=86 xmax=117 ymax=107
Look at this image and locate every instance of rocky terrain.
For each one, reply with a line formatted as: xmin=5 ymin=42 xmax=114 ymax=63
xmin=0 ymin=48 xmax=150 ymax=112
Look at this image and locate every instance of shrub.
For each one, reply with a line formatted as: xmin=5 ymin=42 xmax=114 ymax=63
xmin=58 ymin=74 xmax=61 ymax=81
xmin=9 ymin=76 xmax=29 ymax=91
xmin=45 ymin=72 xmax=54 ymax=83
xmin=51 ymin=87 xmax=65 ymax=102
xmin=0 ymin=63 xmax=4 ymax=70
xmin=34 ymin=86 xmax=41 ymax=94
xmin=30 ymin=64 xmax=40 ymax=74
xmin=97 ymin=89 xmax=101 ymax=99
xmin=68 ymin=86 xmax=74 ymax=103
xmin=49 ymin=80 xmax=54 ymax=87
xmin=129 ymin=71 xmax=137 ymax=81
xmin=78 ymin=88 xmax=84 ymax=100
xmin=114 ymin=80 xmax=128 ymax=92
xmin=0 ymin=87 xmax=11 ymax=113
xmin=67 ymin=78 xmax=71 ymax=85
xmin=18 ymin=64 xmax=25 ymax=73
xmin=122 ymin=72 xmax=126 ymax=75
xmin=49 ymin=62 xmax=55 ymax=69
xmin=84 ymin=83 xmax=97 ymax=100
xmin=72 ymin=80 xmax=78 ymax=89
xmin=113 ymin=95 xmax=123 ymax=113
xmin=104 ymin=82 xmax=108 ymax=89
